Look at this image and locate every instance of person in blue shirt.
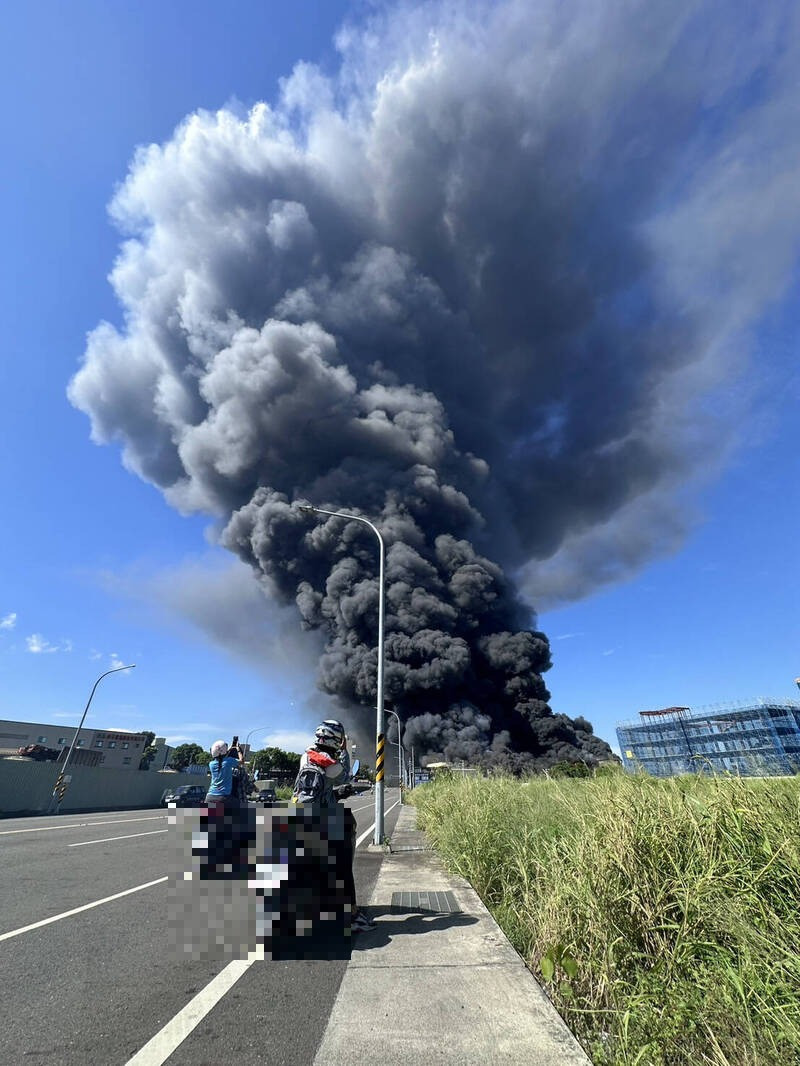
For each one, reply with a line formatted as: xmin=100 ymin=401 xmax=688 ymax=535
xmin=202 ymin=739 xmax=248 ymax=879
xmin=206 ymin=739 xmax=242 ymax=802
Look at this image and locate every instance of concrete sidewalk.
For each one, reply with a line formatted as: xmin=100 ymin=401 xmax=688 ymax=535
xmin=314 ymin=803 xmax=591 ymax=1065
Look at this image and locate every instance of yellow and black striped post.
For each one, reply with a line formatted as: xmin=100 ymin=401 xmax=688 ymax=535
xmin=373 ymin=730 xmax=386 ymax=845
xmin=52 ymin=772 xmax=68 ymax=809
xmin=375 ymin=733 xmax=385 ymax=783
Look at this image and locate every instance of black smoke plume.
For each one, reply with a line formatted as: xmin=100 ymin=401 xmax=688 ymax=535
xmin=69 ymin=1 xmax=800 ymax=768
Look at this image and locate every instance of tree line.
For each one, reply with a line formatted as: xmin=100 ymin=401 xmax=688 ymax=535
xmin=165 ymin=742 xmax=302 ymax=776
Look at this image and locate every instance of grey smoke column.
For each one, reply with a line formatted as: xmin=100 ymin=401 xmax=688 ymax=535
xmin=69 ymin=0 xmax=800 ymax=767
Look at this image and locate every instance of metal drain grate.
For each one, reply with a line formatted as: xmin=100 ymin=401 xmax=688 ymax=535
xmin=390 ymin=890 xmax=460 ymax=913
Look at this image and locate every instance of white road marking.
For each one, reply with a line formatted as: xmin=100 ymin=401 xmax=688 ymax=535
xmin=0 ymin=815 xmax=167 ymax=836
xmin=124 ymin=957 xmax=257 ymax=1066
xmin=356 ymin=798 xmax=401 ymax=847
xmin=0 ymin=876 xmax=168 ymax=943
xmin=68 ymin=829 xmax=168 ymax=847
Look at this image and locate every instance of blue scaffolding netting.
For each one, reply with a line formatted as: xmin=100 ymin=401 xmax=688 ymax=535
xmin=616 ymin=699 xmax=800 ymax=777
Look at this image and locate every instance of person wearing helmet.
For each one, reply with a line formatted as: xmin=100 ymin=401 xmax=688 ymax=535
xmin=201 ymin=738 xmax=247 ymax=878
xmin=207 ymin=739 xmax=243 ymax=800
xmin=293 ymin=720 xmax=374 ymax=934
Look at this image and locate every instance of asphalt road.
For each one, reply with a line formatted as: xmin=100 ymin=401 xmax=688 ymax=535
xmin=1 ymin=790 xmax=402 ymax=1066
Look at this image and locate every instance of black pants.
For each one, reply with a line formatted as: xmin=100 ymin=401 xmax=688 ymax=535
xmin=338 ymin=805 xmax=357 ymax=912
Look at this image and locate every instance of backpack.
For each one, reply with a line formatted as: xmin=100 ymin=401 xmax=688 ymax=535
xmin=291 ymin=763 xmax=327 ymax=805
xmin=291 ymin=749 xmax=339 ymax=806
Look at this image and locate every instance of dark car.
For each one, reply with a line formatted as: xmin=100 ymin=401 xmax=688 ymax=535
xmin=335 ymin=780 xmax=372 ymax=799
xmin=162 ymin=784 xmax=207 ymax=808
xmin=250 ymin=787 xmax=278 ymax=807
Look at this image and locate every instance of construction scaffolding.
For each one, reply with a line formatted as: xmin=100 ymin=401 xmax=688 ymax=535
xmin=616 ymin=698 xmax=800 ymax=777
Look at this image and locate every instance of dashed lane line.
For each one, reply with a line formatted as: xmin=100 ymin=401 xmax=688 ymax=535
xmin=0 ymin=877 xmax=168 ymax=943
xmin=68 ymin=829 xmax=168 ymax=847
xmin=123 ymin=956 xmax=261 ymax=1066
xmin=356 ymin=798 xmax=401 ymax=847
xmin=0 ymin=815 xmax=167 ymax=836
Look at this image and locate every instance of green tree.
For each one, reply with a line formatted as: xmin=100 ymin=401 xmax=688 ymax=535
xmin=252 ymin=746 xmax=301 ymax=777
xmin=169 ymin=743 xmax=208 ymax=772
xmin=138 ymin=731 xmax=158 ymax=770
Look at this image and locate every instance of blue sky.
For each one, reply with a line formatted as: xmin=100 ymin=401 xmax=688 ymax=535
xmin=1 ymin=0 xmax=797 ymax=760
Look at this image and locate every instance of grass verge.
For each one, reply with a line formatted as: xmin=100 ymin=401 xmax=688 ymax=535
xmin=411 ymin=771 xmax=800 ymax=1065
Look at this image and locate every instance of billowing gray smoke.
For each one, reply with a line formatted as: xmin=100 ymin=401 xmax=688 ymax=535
xmin=69 ymin=0 xmax=800 ymax=768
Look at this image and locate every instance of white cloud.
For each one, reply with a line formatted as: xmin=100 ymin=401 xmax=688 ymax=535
xmin=0 ymin=612 xmax=16 ymax=630
xmin=26 ymin=633 xmax=59 ymax=654
xmin=89 ymin=649 xmax=102 ymax=660
xmin=259 ymin=729 xmax=311 ymax=754
xmin=24 ymin=633 xmax=74 ymax=654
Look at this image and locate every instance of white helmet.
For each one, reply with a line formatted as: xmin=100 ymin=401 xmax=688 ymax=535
xmin=314 ymin=720 xmax=345 ymax=750
xmin=210 ymin=739 xmax=229 ymax=758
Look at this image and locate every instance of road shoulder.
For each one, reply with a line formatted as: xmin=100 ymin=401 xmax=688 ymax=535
xmin=313 ymin=803 xmax=591 ymax=1065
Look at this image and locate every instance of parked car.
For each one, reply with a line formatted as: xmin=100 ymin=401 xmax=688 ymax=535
xmin=250 ymin=787 xmax=278 ymax=807
xmin=161 ymin=784 xmax=207 ymax=808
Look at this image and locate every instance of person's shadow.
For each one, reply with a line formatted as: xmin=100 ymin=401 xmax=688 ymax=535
xmin=352 ymin=906 xmax=478 ymax=950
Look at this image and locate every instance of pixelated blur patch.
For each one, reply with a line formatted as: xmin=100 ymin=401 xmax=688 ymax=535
xmin=167 ymin=807 xmax=256 ymax=962
xmin=167 ymin=805 xmax=354 ymax=962
xmin=254 ymin=805 xmax=353 ymax=961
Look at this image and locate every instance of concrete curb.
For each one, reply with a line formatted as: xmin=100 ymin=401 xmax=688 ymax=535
xmin=313 ymin=804 xmax=591 ymax=1065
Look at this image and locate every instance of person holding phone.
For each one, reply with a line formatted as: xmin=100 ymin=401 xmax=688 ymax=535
xmin=202 ymin=737 xmax=247 ymax=878
xmin=206 ymin=738 xmax=243 ymax=803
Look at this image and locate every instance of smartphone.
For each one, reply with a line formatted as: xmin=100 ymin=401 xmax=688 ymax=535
xmin=232 ymin=735 xmax=239 ymax=747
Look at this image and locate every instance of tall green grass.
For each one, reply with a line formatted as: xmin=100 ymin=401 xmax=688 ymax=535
xmin=412 ymin=771 xmax=800 ymax=1065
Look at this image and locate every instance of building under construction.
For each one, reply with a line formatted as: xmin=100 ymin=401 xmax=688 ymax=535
xmin=616 ymin=699 xmax=800 ymax=777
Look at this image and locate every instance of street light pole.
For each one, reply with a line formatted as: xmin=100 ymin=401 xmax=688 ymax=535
xmin=386 ymin=707 xmax=404 ymax=792
xmin=298 ymin=504 xmax=386 ymax=845
xmin=244 ymin=725 xmax=272 ymax=772
xmin=49 ymin=664 xmax=136 ymax=813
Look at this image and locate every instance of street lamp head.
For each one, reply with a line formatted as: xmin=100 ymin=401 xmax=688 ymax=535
xmin=297 ymin=504 xmax=315 ymax=514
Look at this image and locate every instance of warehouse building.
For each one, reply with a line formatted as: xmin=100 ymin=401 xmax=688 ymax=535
xmin=616 ymin=699 xmax=800 ymax=777
xmin=0 ymin=719 xmax=169 ymax=771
